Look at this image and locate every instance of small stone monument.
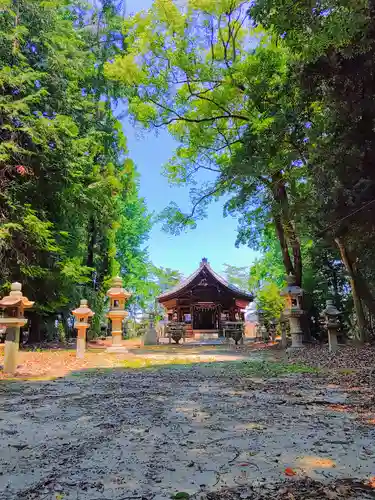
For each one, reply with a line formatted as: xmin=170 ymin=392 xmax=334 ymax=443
xmin=106 ymin=276 xmax=131 ymax=353
xmin=322 ymin=299 xmax=341 ymax=353
xmin=143 ymin=311 xmax=158 ymax=346
xmin=281 ymin=274 xmax=304 ymax=349
xmin=72 ymin=299 xmax=94 ymax=358
xmin=0 ymin=282 xmax=34 ymax=374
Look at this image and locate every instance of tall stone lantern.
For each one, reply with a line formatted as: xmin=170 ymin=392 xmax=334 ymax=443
xmin=106 ymin=276 xmax=131 ymax=352
xmin=72 ymin=299 xmax=94 ymax=358
xmin=322 ymin=300 xmax=341 ymax=353
xmin=281 ymin=274 xmax=304 ymax=349
xmin=0 ymin=282 xmax=34 ymax=374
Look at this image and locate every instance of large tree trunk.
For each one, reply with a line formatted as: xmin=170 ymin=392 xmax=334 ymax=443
xmin=271 ymin=172 xmax=303 ymax=286
xmin=27 ymin=311 xmax=41 ymax=344
xmin=274 ymin=215 xmax=295 ymax=276
xmin=334 ymin=237 xmax=368 ymax=342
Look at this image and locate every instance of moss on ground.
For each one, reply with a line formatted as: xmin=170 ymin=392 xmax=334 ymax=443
xmin=70 ymin=358 xmax=317 ymax=379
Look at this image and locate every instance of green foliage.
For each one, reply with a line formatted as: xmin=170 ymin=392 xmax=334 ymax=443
xmin=141 ymin=265 xmax=184 ymax=317
xmin=106 ymin=0 xmax=307 ymax=289
xmin=105 ymin=0 xmax=375 ymax=341
xmin=250 ymin=0 xmax=375 ymax=339
xmin=223 ymin=264 xmax=250 ymax=292
xmin=256 ymin=283 xmax=284 ymax=323
xmin=171 ymin=493 xmax=190 ymax=500
xmin=0 ymin=0 xmax=151 ymax=341
xmin=57 ymin=322 xmax=66 ymax=344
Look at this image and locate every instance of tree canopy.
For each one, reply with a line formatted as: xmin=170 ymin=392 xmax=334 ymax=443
xmin=0 ymin=0 xmax=151 ymax=340
xmin=2 ymin=0 xmax=375 ymax=344
xmin=104 ymin=0 xmax=375 ymax=342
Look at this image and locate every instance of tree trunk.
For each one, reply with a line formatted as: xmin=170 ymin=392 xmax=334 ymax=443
xmin=274 ymin=215 xmax=295 ymax=276
xmin=271 ymin=172 xmax=303 ymax=286
xmin=351 ymin=266 xmax=375 ymax=318
xmin=334 ymin=237 xmax=368 ymax=342
xmin=27 ymin=311 xmax=41 ymax=344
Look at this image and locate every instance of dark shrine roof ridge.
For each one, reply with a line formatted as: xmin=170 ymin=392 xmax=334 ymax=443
xmin=157 ymin=258 xmax=253 ymax=301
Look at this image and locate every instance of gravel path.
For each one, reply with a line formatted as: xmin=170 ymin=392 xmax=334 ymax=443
xmin=0 ymin=355 xmax=375 ymax=499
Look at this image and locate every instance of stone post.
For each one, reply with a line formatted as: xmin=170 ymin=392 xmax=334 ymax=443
xmin=280 ymin=315 xmax=288 ymax=348
xmin=322 ymin=300 xmax=341 ymax=353
xmin=289 ymin=316 xmax=303 ymax=348
xmin=72 ymin=299 xmax=94 ymax=358
xmin=106 ymin=276 xmax=131 ymax=353
xmin=0 ymin=282 xmax=34 ymax=375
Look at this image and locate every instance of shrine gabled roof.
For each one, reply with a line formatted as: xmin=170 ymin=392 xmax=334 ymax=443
xmin=157 ymin=258 xmax=253 ymax=303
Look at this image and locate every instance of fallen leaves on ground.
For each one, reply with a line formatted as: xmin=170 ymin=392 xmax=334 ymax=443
xmin=0 ymin=349 xmax=128 ymax=380
xmin=284 ymin=468 xmax=297 ymax=476
xmin=287 ymin=344 xmax=375 ymax=378
xmin=199 ymin=478 xmax=375 ymax=500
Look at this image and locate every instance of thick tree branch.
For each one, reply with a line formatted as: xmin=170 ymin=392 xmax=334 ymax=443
xmin=147 ymin=96 xmax=249 ymax=126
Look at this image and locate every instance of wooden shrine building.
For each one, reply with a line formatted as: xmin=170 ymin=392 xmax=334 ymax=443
xmin=158 ymin=258 xmax=253 ymax=339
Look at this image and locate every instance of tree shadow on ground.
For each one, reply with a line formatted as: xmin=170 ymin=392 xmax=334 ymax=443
xmin=1 ymin=359 xmax=375 ymax=499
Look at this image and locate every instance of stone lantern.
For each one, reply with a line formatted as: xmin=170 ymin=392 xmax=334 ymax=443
xmin=281 ymin=274 xmax=304 ymax=349
xmin=143 ymin=311 xmax=158 ymax=346
xmin=0 ymin=282 xmax=34 ymax=374
xmin=256 ymin=307 xmax=266 ymax=340
xmin=72 ymin=299 xmax=94 ymax=358
xmin=322 ymin=299 xmax=341 ymax=353
xmin=106 ymin=276 xmax=131 ymax=352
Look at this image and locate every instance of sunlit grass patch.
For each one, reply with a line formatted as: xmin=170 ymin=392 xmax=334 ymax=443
xmin=212 ymin=359 xmax=319 ymax=378
xmin=121 ymin=357 xmax=204 ymax=369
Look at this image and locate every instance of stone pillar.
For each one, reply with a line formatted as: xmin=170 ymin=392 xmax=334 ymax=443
xmin=280 ymin=320 xmax=288 ymax=349
xmin=76 ymin=328 xmax=86 ymax=358
xmin=328 ymin=328 xmax=338 ymax=353
xmin=111 ymin=317 xmax=123 ymax=346
xmin=4 ymin=326 xmax=20 ymax=374
xmin=289 ymin=316 xmax=303 ymax=348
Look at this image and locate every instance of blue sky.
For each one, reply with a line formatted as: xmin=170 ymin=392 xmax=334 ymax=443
xmin=123 ymin=0 xmax=259 ymax=277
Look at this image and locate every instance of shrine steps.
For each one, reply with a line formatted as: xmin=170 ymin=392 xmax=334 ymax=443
xmin=193 ymin=330 xmax=219 ymax=340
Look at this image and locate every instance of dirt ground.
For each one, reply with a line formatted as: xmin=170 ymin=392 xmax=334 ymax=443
xmin=0 ymin=345 xmax=375 ymax=499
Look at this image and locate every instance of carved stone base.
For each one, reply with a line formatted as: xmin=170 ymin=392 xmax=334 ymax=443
xmin=106 ymin=345 xmax=128 ymax=354
xmin=288 ymin=333 xmax=304 ymax=349
xmin=194 ymin=331 xmax=219 ymax=340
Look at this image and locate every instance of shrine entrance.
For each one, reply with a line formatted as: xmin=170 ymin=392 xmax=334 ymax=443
xmin=192 ymin=303 xmax=219 ymax=331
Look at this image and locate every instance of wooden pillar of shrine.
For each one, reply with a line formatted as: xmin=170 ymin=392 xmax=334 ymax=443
xmin=217 ymin=304 xmax=222 ymax=332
